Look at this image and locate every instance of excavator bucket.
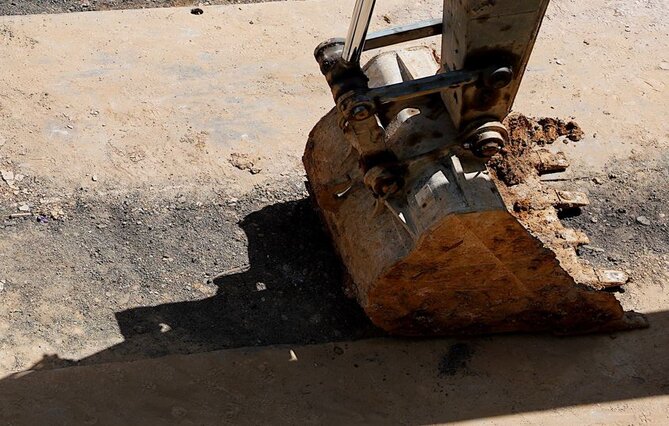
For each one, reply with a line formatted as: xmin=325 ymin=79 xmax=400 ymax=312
xmin=303 ymin=0 xmax=647 ymax=335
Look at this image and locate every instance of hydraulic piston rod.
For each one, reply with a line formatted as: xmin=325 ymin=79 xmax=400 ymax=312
xmin=342 ymin=0 xmax=376 ymax=64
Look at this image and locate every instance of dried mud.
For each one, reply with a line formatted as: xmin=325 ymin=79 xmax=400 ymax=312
xmin=489 ymin=114 xmax=584 ymax=186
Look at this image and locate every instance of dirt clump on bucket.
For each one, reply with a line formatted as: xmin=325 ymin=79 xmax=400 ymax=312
xmin=489 ymin=114 xmax=584 ymax=186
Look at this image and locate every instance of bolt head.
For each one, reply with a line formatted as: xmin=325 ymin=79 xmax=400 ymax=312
xmin=479 ymin=142 xmax=501 ymax=157
xmin=352 ymin=105 xmax=371 ymax=121
xmin=486 ymin=67 xmax=513 ymax=89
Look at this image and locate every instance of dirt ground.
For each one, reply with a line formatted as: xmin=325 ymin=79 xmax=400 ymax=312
xmin=0 ymin=0 xmax=283 ymax=16
xmin=0 ymin=0 xmax=667 ymax=424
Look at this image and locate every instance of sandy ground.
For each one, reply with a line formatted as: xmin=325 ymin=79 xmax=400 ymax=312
xmin=0 ymin=0 xmax=285 ymax=16
xmin=0 ymin=0 xmax=667 ymax=424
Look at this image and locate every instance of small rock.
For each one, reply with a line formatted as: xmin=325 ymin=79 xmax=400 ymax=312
xmin=660 ymin=62 xmax=669 ymax=71
xmin=9 ymin=212 xmax=32 ymax=219
xmin=96 ymin=224 xmax=107 ymax=229
xmin=18 ymin=204 xmax=30 ymax=212
xmin=256 ymin=282 xmax=267 ymax=291
xmin=50 ymin=208 xmax=65 ymax=220
xmin=592 ymin=177 xmax=603 ymax=185
xmin=590 ymin=217 xmax=599 ymax=223
xmin=636 ymin=216 xmax=651 ymax=226
xmin=66 ymin=124 xmax=74 ymax=129
xmin=289 ymin=349 xmax=298 ymax=362
xmin=92 ymin=175 xmax=98 ymax=182
xmin=0 ymin=280 xmax=5 ymax=292
xmin=1 ymin=170 xmax=14 ymax=183
xmin=14 ymin=174 xmax=24 ymax=182
xmin=555 ymin=59 xmax=564 ymax=65
xmin=229 ymin=152 xmax=262 ymax=175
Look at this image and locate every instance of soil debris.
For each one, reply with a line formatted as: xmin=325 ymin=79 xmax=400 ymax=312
xmin=229 ymin=152 xmax=262 ymax=175
xmin=538 ymin=117 xmax=584 ymax=143
xmin=489 ymin=113 xmax=585 ymax=186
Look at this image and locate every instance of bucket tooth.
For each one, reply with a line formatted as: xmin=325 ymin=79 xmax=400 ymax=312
xmin=552 ymin=190 xmax=590 ymax=209
xmin=591 ymin=269 xmax=630 ymax=290
xmin=531 ymin=149 xmax=570 ymax=174
xmin=560 ymin=228 xmax=590 ymax=247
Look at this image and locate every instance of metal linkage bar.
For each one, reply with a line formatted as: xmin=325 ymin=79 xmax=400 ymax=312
xmin=364 ymin=18 xmax=443 ymax=52
xmin=367 ymin=69 xmax=478 ymax=105
xmin=342 ymin=0 xmax=377 ymax=64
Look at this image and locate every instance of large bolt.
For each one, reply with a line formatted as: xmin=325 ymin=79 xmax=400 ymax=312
xmin=479 ymin=140 xmax=502 ymax=157
xmin=379 ymin=179 xmax=400 ymax=197
xmin=352 ymin=105 xmax=371 ymax=121
xmin=364 ymin=165 xmax=403 ymax=198
xmin=314 ymin=38 xmax=345 ymax=75
xmin=473 ymin=130 xmax=505 ymax=157
xmin=484 ymin=66 xmax=513 ymax=89
xmin=461 ymin=121 xmax=509 ymax=158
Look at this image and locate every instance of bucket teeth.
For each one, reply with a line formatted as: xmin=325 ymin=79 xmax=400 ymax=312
xmin=560 ymin=228 xmax=590 ymax=247
xmin=486 ymin=114 xmax=646 ymax=332
xmin=574 ymin=266 xmax=630 ymax=291
xmin=552 ymin=190 xmax=590 ymax=209
xmin=594 ymin=270 xmax=630 ymax=289
xmin=505 ymin=156 xmax=629 ymax=296
xmin=532 ymin=149 xmax=570 ymax=174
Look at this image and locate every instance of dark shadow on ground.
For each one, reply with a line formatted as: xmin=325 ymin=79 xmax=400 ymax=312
xmin=62 ymin=199 xmax=379 ymax=367
xmin=0 ymin=312 xmax=667 ymax=423
xmin=1 ymin=200 xmax=668 ymax=423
